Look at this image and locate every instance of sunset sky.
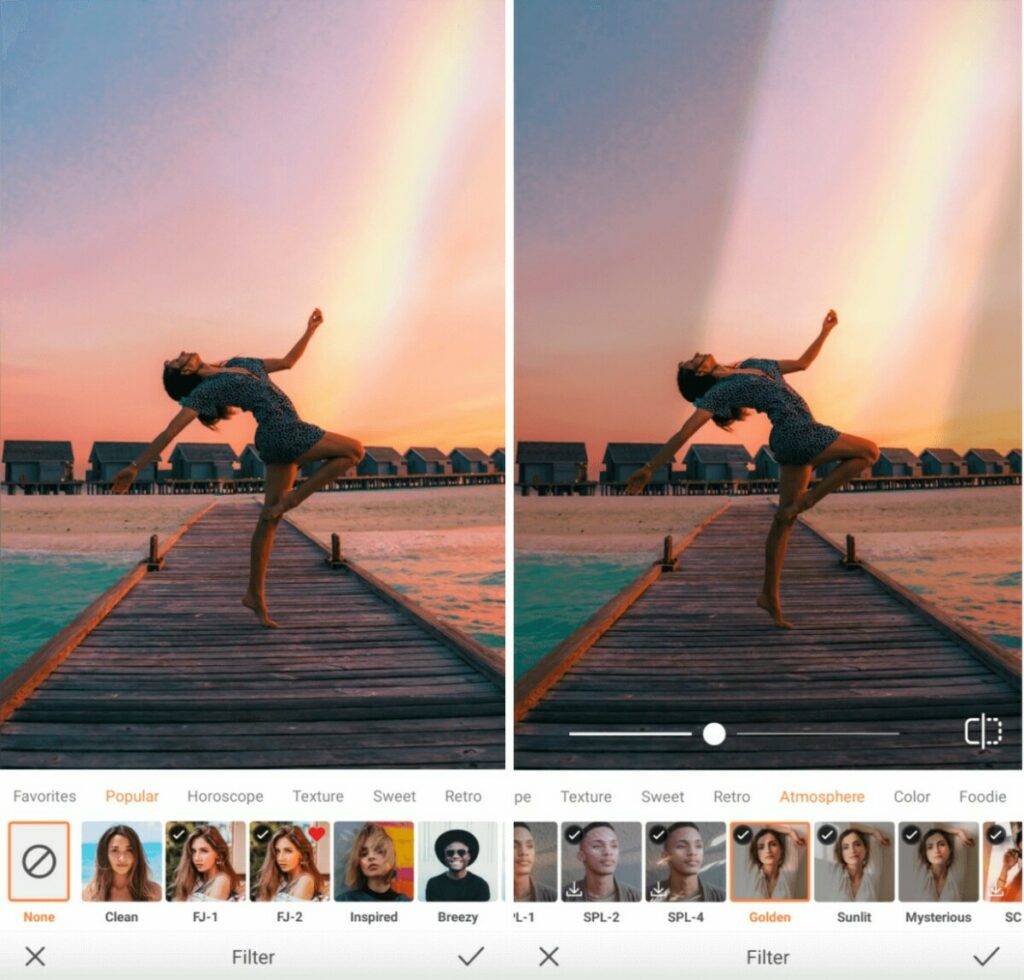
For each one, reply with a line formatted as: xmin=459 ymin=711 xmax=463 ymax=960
xmin=1 ymin=0 xmax=504 ymax=475
xmin=516 ymin=0 xmax=1020 ymax=477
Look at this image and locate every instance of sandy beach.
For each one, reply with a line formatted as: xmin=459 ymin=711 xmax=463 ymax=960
xmin=1 ymin=485 xmax=503 ymax=555
xmin=516 ymin=487 xmax=1020 ymax=556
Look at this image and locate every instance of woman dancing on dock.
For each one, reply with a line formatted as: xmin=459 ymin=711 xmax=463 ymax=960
xmin=112 ymin=308 xmax=364 ymax=628
xmin=627 ymin=310 xmax=879 ymax=629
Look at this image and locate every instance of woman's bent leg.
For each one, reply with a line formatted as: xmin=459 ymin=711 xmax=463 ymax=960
xmin=791 ymin=433 xmax=880 ymax=517
xmin=757 ymin=464 xmax=811 ymax=629
xmin=263 ymin=432 xmax=364 ymax=520
xmin=243 ymin=463 xmax=297 ymax=628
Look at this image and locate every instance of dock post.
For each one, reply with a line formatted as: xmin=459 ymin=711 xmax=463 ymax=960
xmin=327 ymin=532 xmax=345 ymax=569
xmin=146 ymin=534 xmax=164 ymax=571
xmin=842 ymin=533 xmax=858 ymax=567
xmin=661 ymin=534 xmax=675 ymax=570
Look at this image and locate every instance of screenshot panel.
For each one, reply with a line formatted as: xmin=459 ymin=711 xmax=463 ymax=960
xmin=513 ymin=0 xmax=1021 ymax=770
xmin=2 ymin=0 xmax=1023 ymax=977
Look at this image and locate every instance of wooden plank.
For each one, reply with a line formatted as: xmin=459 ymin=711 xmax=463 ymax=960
xmin=514 ymin=502 xmax=732 ymax=720
xmin=798 ymin=513 xmax=1022 ymax=683
xmin=285 ymin=513 xmax=505 ymax=686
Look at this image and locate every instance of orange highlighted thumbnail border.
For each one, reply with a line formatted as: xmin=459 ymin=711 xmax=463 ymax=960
xmin=729 ymin=822 xmax=811 ymax=903
xmin=8 ymin=821 xmax=71 ymax=902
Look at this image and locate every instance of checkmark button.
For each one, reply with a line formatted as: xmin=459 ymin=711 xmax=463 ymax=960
xmin=733 ymin=824 xmax=753 ymax=845
xmin=973 ymin=947 xmax=999 ymax=967
xmin=817 ymin=824 xmax=838 ymax=846
xmin=458 ymin=947 xmax=484 ymax=967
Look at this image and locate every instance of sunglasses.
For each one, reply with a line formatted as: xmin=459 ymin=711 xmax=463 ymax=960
xmin=445 ymin=848 xmax=469 ymax=858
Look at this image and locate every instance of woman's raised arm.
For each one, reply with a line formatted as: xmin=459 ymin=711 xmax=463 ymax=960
xmin=111 ymin=407 xmax=198 ymax=493
xmin=779 ymin=825 xmax=807 ymax=873
xmin=626 ymin=407 xmax=712 ymax=495
xmin=777 ymin=309 xmax=838 ymax=374
xmin=263 ymin=308 xmax=323 ymax=373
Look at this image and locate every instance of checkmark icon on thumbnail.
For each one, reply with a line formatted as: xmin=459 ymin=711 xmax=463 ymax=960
xmin=901 ymin=826 xmax=921 ymax=845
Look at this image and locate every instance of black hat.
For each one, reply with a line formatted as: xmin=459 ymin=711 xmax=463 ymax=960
xmin=435 ymin=829 xmax=480 ymax=866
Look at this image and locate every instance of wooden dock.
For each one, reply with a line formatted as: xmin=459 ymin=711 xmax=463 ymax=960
xmin=515 ymin=502 xmax=1021 ymax=769
xmin=0 ymin=501 xmax=504 ymax=768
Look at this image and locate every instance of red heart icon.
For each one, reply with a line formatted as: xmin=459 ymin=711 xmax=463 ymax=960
xmin=308 ymin=826 xmax=326 ymax=842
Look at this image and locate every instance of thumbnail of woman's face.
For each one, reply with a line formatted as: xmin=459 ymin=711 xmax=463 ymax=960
xmin=107 ymin=834 xmax=136 ymax=877
xmin=359 ymin=838 xmax=393 ymax=879
xmin=275 ymin=838 xmax=302 ymax=875
xmin=757 ymin=833 xmax=782 ymax=870
xmin=190 ymin=837 xmax=217 ymax=875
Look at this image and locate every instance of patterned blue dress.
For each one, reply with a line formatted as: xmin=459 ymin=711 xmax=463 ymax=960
xmin=693 ymin=358 xmax=839 ymax=466
xmin=179 ymin=357 xmax=325 ymax=465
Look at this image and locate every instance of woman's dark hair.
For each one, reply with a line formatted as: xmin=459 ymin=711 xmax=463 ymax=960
xmin=835 ymin=829 xmax=871 ymax=869
xmin=89 ymin=824 xmax=158 ymax=901
xmin=917 ymin=829 xmax=956 ymax=870
xmin=162 ymin=366 xmax=231 ymax=429
xmin=749 ymin=828 xmax=785 ymax=870
xmin=676 ymin=366 xmax=747 ymax=430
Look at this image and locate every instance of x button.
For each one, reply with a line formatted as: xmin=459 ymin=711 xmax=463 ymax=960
xmin=24 ymin=946 xmax=46 ymax=967
xmin=539 ymin=946 xmax=560 ymax=967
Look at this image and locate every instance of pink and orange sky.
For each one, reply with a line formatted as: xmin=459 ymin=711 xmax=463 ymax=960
xmin=1 ymin=0 xmax=504 ymax=476
xmin=516 ymin=0 xmax=1020 ymax=477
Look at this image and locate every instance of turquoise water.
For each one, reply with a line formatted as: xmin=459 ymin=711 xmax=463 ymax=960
xmin=81 ymin=841 xmax=163 ymax=888
xmin=514 ymin=555 xmax=647 ymax=679
xmin=1 ymin=553 xmax=132 ymax=680
xmin=0 ymin=544 xmax=503 ymax=683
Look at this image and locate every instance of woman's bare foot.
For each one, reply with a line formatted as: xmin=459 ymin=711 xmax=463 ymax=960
xmin=757 ymin=593 xmax=793 ymax=629
xmin=242 ymin=593 xmax=279 ymax=628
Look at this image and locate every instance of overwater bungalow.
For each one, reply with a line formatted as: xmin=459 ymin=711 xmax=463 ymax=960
xmin=1008 ymin=449 xmax=1022 ymax=475
xmin=682 ymin=443 xmax=752 ymax=482
xmin=920 ymin=448 xmax=965 ymax=477
xmin=490 ymin=448 xmax=505 ymax=473
xmin=169 ymin=442 xmax=238 ymax=481
xmin=965 ymin=448 xmax=1006 ymax=475
xmin=516 ymin=441 xmax=588 ymax=487
xmin=753 ymin=445 xmax=779 ymax=480
xmin=601 ymin=443 xmax=670 ymax=484
xmin=87 ymin=442 xmax=158 ymax=484
xmin=2 ymin=440 xmax=74 ymax=486
xmin=358 ymin=447 xmax=405 ymax=477
xmin=239 ymin=444 xmax=266 ymax=479
xmin=405 ymin=447 xmax=451 ymax=475
xmin=873 ymin=448 xmax=920 ymax=478
xmin=450 ymin=447 xmax=491 ymax=474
